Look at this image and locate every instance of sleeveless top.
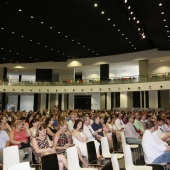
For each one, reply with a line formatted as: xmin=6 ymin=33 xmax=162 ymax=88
xmin=32 ymin=135 xmax=50 ymax=164
xmin=48 ymin=126 xmax=57 ymax=141
xmin=10 ymin=129 xmax=28 ymax=146
xmin=56 ymin=133 xmax=68 ymax=156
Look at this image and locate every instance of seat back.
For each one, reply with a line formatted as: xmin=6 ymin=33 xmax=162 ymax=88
xmin=86 ymin=141 xmax=97 ymax=163
xmin=3 ymin=146 xmax=20 ymax=170
xmin=66 ymin=146 xmax=80 ymax=170
xmin=101 ymin=137 xmax=110 ymax=157
xmin=8 ymin=162 xmax=30 ymax=170
xmin=123 ymin=145 xmax=134 ymax=169
xmin=111 ymin=154 xmax=120 ymax=170
xmin=120 ymin=132 xmax=126 ymax=146
xmin=41 ymin=153 xmax=59 ymax=170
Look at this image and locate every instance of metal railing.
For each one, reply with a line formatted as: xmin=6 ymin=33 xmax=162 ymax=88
xmin=0 ymin=72 xmax=170 ymax=86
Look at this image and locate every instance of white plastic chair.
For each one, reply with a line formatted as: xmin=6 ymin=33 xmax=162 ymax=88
xmin=120 ymin=131 xmax=139 ymax=163
xmin=3 ymin=146 xmax=20 ymax=170
xmin=123 ymin=145 xmax=152 ymax=170
xmin=8 ymin=162 xmax=35 ymax=170
xmin=66 ymin=146 xmax=97 ymax=170
xmin=111 ymin=154 xmax=120 ymax=170
xmin=101 ymin=137 xmax=123 ymax=159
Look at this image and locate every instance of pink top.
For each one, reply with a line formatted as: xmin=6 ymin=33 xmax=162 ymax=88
xmin=10 ymin=129 xmax=28 ymax=146
xmin=163 ymin=124 xmax=170 ymax=132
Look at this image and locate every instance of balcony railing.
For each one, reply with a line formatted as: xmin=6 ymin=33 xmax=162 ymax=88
xmin=1 ymin=72 xmax=170 ymax=86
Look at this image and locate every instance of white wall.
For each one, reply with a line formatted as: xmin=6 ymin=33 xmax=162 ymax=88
xmin=83 ymin=71 xmax=100 ymax=79
xmin=109 ymin=69 xmax=139 ymax=77
xmin=20 ymin=95 xmax=34 ymax=112
xmin=7 ymin=95 xmax=18 ymax=112
xmin=91 ymin=93 xmax=100 ymax=110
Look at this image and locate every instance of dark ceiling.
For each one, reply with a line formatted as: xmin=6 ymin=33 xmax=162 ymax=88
xmin=0 ymin=0 xmax=170 ymax=63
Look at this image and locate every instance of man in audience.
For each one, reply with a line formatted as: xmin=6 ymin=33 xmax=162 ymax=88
xmin=124 ymin=115 xmax=142 ymax=144
xmin=91 ymin=116 xmax=104 ymax=140
xmin=115 ymin=113 xmax=125 ymax=130
xmin=134 ymin=113 xmax=145 ymax=135
xmin=67 ymin=114 xmax=75 ymax=132
xmin=142 ymin=121 xmax=170 ymax=164
xmin=83 ymin=116 xmax=98 ymax=141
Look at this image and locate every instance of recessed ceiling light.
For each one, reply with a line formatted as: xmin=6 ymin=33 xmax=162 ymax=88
xmin=30 ymin=57 xmax=31 ymax=58
xmin=124 ymin=0 xmax=127 ymax=3
xmin=78 ymin=43 xmax=80 ymax=44
xmin=10 ymin=60 xmax=12 ymax=61
xmin=167 ymin=31 xmax=169 ymax=33
xmin=96 ymin=54 xmax=98 ymax=55
xmin=1 ymin=48 xmax=3 ymax=49
xmin=92 ymin=51 xmax=94 ymax=53
xmin=118 ymin=29 xmax=120 ymax=31
xmin=9 ymin=50 xmax=11 ymax=52
xmin=101 ymin=11 xmax=104 ymax=14
xmin=88 ymin=49 xmax=90 ymax=51
xmin=19 ymin=9 xmax=22 ymax=12
xmin=126 ymin=37 xmax=128 ymax=39
xmin=51 ymin=48 xmax=53 ymax=50
xmin=159 ymin=3 xmax=162 ymax=6
xmin=161 ymin=12 xmax=164 ymax=14
xmin=108 ymin=18 xmax=110 ymax=20
xmin=83 ymin=46 xmax=85 ymax=47
xmin=165 ymin=26 xmax=168 ymax=27
xmin=63 ymin=53 xmax=65 ymax=55
xmin=4 ymin=58 xmax=5 ymax=59
xmin=72 ymin=39 xmax=74 ymax=41
xmin=1 ymin=28 xmax=4 ymax=30
xmin=58 ymin=32 xmax=60 ymax=34
xmin=31 ymin=16 xmax=34 ymax=18
xmin=133 ymin=17 xmax=136 ymax=20
xmin=12 ymin=32 xmax=14 ymax=34
xmin=168 ymin=36 xmax=170 ymax=37
xmin=113 ymin=24 xmax=116 ymax=26
xmin=38 ymin=43 xmax=40 ymax=44
xmin=65 ymin=36 xmax=67 ymax=37
xmin=138 ymin=28 xmax=140 ymax=31
xmin=36 ymin=59 xmax=37 ymax=60
xmin=128 ymin=6 xmax=131 ymax=9
xmin=142 ymin=35 xmax=146 ymax=39
xmin=41 ymin=22 xmax=43 ymax=24
xmin=21 ymin=36 xmax=24 ymax=38
xmin=163 ymin=19 xmax=166 ymax=21
xmin=94 ymin=3 xmax=98 ymax=7
xmin=122 ymin=34 xmax=124 ymax=36
xmin=50 ymin=27 xmax=53 ymax=29
xmin=17 ymin=53 xmax=19 ymax=54
xmin=30 ymin=40 xmax=32 ymax=41
xmin=132 ymin=45 xmax=134 ymax=46
xmin=129 ymin=41 xmax=131 ymax=43
xmin=57 ymin=51 xmax=59 ymax=52
xmin=130 ymin=11 xmax=133 ymax=15
xmin=137 ymin=20 xmax=140 ymax=24
xmin=45 ymin=46 xmax=47 ymax=47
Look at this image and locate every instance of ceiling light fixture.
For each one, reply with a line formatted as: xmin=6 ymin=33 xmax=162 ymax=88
xmin=108 ymin=18 xmax=110 ymax=20
xmin=137 ymin=20 xmax=139 ymax=24
xmin=21 ymin=36 xmax=24 ymax=38
xmin=1 ymin=28 xmax=4 ymax=30
xmin=163 ymin=19 xmax=166 ymax=21
xmin=12 ymin=32 xmax=14 ymax=34
xmin=101 ymin=11 xmax=104 ymax=14
xmin=128 ymin=6 xmax=131 ymax=9
xmin=133 ymin=17 xmax=136 ymax=20
xmin=124 ymin=0 xmax=127 ymax=3
xmin=31 ymin=16 xmax=34 ymax=18
xmin=50 ymin=27 xmax=53 ymax=29
xmin=161 ymin=12 xmax=164 ymax=14
xmin=94 ymin=3 xmax=98 ymax=7
xmin=41 ymin=22 xmax=43 ymax=24
xmin=159 ymin=3 xmax=162 ymax=6
xmin=130 ymin=11 xmax=133 ymax=15
xmin=19 ymin=9 xmax=22 ymax=12
xmin=113 ymin=24 xmax=116 ymax=26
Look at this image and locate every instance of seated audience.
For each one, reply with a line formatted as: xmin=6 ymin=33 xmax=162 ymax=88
xmin=31 ymin=124 xmax=68 ymax=170
xmin=9 ymin=120 xmax=32 ymax=162
xmin=72 ymin=119 xmax=101 ymax=159
xmin=115 ymin=113 xmax=125 ymax=130
xmin=0 ymin=115 xmax=11 ymax=133
xmin=134 ymin=113 xmax=145 ymax=135
xmin=29 ymin=118 xmax=40 ymax=137
xmin=53 ymin=121 xmax=88 ymax=167
xmin=163 ymin=117 xmax=170 ymax=132
xmin=142 ymin=121 xmax=170 ymax=164
xmin=0 ymin=120 xmax=9 ymax=168
xmin=124 ymin=115 xmax=142 ymax=144
xmin=45 ymin=117 xmax=57 ymax=141
xmin=140 ymin=114 xmax=147 ymax=129
xmin=67 ymin=114 xmax=75 ymax=132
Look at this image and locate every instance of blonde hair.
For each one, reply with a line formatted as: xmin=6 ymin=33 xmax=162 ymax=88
xmin=14 ymin=120 xmax=22 ymax=128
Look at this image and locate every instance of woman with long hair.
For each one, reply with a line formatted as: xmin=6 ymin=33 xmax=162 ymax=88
xmin=29 ymin=118 xmax=40 ymax=137
xmin=0 ymin=115 xmax=11 ymax=133
xmin=31 ymin=124 xmax=68 ymax=170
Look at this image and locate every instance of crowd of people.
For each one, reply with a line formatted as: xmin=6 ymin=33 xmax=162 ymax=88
xmin=0 ymin=107 xmax=170 ymax=169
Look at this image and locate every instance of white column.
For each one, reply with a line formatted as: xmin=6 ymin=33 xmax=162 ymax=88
xmin=120 ymin=92 xmax=128 ymax=108
xmin=140 ymin=91 xmax=142 ymax=108
xmin=91 ymin=93 xmax=100 ymax=110
xmin=143 ymin=91 xmax=146 ymax=108
xmin=149 ymin=91 xmax=158 ymax=108
xmin=40 ymin=94 xmax=46 ymax=113
xmin=107 ymin=92 xmax=111 ymax=110
xmin=68 ymin=94 xmax=74 ymax=110
xmin=61 ymin=94 xmax=65 ymax=110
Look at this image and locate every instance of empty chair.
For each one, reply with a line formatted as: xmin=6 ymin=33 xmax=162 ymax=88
xmin=41 ymin=153 xmax=59 ymax=170
xmin=123 ymin=145 xmax=152 ymax=170
xmin=8 ymin=162 xmax=35 ymax=170
xmin=120 ymin=131 xmax=139 ymax=163
xmin=3 ymin=146 xmax=20 ymax=170
xmin=111 ymin=154 xmax=120 ymax=170
xmin=66 ymin=146 xmax=97 ymax=170
xmin=86 ymin=141 xmax=110 ymax=167
xmin=101 ymin=137 xmax=123 ymax=159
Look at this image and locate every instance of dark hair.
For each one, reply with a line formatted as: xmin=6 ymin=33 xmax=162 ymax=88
xmin=146 ymin=121 xmax=155 ymax=130
xmin=45 ymin=117 xmax=53 ymax=126
xmin=73 ymin=119 xmax=83 ymax=131
xmin=36 ymin=124 xmax=47 ymax=137
xmin=29 ymin=118 xmax=39 ymax=128
xmin=157 ymin=117 xmax=164 ymax=122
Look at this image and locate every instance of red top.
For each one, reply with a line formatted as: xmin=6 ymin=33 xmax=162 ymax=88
xmin=10 ymin=129 xmax=28 ymax=146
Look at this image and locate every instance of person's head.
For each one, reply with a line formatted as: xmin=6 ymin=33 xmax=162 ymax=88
xmin=141 ymin=114 xmax=147 ymax=121
xmin=14 ymin=120 xmax=23 ymax=130
xmin=0 ymin=115 xmax=7 ymax=125
xmin=146 ymin=121 xmax=155 ymax=132
xmin=135 ymin=113 xmax=141 ymax=120
xmin=157 ymin=117 xmax=164 ymax=126
xmin=117 ymin=113 xmax=122 ymax=120
xmin=58 ymin=121 xmax=68 ymax=134
xmin=166 ymin=117 xmax=170 ymax=125
xmin=106 ymin=116 xmax=111 ymax=124
xmin=30 ymin=118 xmax=40 ymax=128
xmin=127 ymin=115 xmax=135 ymax=124
xmin=70 ymin=114 xmax=75 ymax=122
xmin=94 ymin=116 xmax=100 ymax=124
xmin=100 ymin=117 xmax=105 ymax=124
xmin=36 ymin=124 xmax=47 ymax=137
xmin=84 ymin=116 xmax=90 ymax=125
xmin=45 ymin=117 xmax=54 ymax=126
xmin=73 ymin=119 xmax=83 ymax=131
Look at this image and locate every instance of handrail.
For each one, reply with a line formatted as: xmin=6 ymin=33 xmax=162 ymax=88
xmin=0 ymin=72 xmax=170 ymax=86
